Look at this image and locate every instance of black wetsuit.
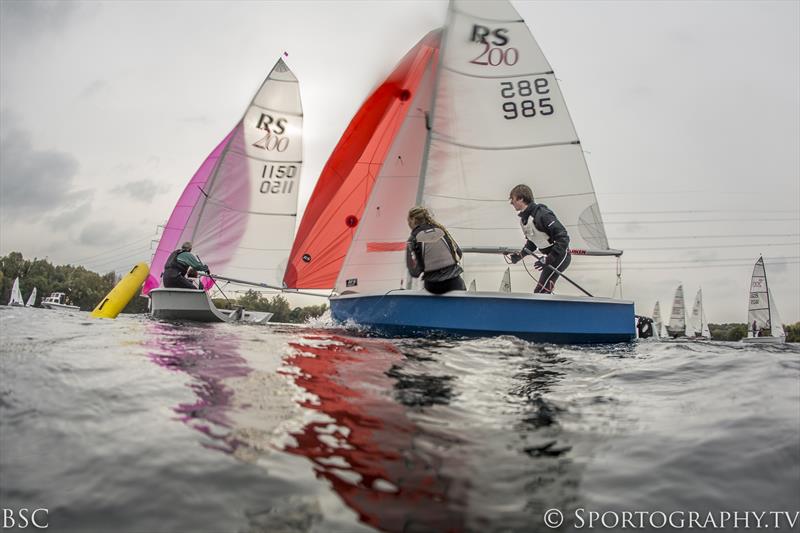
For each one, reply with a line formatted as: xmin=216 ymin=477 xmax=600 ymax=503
xmin=519 ymin=203 xmax=571 ymax=294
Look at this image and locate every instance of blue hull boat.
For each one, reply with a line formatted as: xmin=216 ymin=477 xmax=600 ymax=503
xmin=330 ymin=291 xmax=636 ymax=344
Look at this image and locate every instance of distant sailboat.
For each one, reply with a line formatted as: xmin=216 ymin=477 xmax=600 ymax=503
xmin=25 ymin=287 xmax=37 ymax=307
xmin=652 ymin=301 xmax=664 ymax=338
xmin=499 ymin=268 xmax=511 ymax=293
xmin=742 ymin=256 xmax=785 ymax=344
xmin=145 ymin=57 xmax=301 ymax=323
xmin=8 ymin=278 xmax=24 ymax=307
xmin=468 ymin=280 xmax=477 ymax=292
xmin=666 ymin=284 xmax=687 ymax=338
xmin=689 ymin=288 xmax=710 ymax=339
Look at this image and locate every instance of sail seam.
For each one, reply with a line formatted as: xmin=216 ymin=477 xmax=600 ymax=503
xmin=250 ymin=102 xmax=303 ymax=118
xmin=440 ymin=64 xmax=554 ymax=79
xmin=431 ymin=135 xmax=580 ymax=151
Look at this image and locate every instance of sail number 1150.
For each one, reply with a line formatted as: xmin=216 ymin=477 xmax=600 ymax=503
xmin=260 ymin=164 xmax=297 ymax=194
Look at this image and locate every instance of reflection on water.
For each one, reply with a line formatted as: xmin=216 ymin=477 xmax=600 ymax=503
xmin=284 ymin=334 xmax=467 ymax=532
xmin=142 ymin=325 xmax=587 ymax=532
xmin=146 ymin=322 xmax=251 ymax=454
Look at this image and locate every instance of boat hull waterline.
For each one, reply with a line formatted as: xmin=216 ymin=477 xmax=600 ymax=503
xmin=331 ymin=291 xmax=636 ymax=344
xmin=149 ymin=288 xmax=272 ymax=324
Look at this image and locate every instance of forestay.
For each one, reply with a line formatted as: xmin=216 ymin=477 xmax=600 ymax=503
xmin=144 ymin=58 xmax=302 ymax=294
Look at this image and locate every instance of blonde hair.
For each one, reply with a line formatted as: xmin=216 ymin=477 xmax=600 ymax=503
xmin=408 ymin=206 xmax=458 ymax=252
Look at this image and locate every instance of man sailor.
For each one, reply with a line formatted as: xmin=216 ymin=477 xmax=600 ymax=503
xmin=506 ymin=184 xmax=571 ymax=294
xmin=162 ymin=241 xmax=211 ymax=289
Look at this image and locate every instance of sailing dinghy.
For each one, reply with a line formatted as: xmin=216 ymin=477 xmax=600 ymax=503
xmin=742 ymin=256 xmax=785 ymax=343
xmin=285 ymin=1 xmax=634 ymax=343
xmin=144 ymin=57 xmax=301 ymax=323
xmin=689 ymin=288 xmax=710 ymax=339
xmin=652 ymin=301 xmax=664 ymax=338
xmin=7 ymin=278 xmax=24 ymax=307
xmin=25 ymin=287 xmax=37 ymax=307
xmin=666 ymin=284 xmax=688 ymax=338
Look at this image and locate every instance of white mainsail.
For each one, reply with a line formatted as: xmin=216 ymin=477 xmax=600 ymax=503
xmin=422 ymin=0 xmax=613 ymax=292
xmin=667 ymin=284 xmax=687 ymax=337
xmin=8 ymin=277 xmax=24 ymax=306
xmin=652 ymin=301 xmax=663 ymax=338
xmin=689 ymin=288 xmax=710 ymax=338
xmin=333 ymin=0 xmax=615 ymax=295
xmin=747 ymin=256 xmax=785 ymax=339
xmin=147 ymin=58 xmax=302 ymax=293
xmin=25 ymin=287 xmax=37 ymax=307
xmin=499 ymin=267 xmax=511 ymax=292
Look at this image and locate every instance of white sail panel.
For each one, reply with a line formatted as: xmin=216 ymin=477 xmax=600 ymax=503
xmin=652 ymin=301 xmax=663 ymax=337
xmin=185 ymin=58 xmax=302 ymax=286
xmin=668 ymin=284 xmax=686 ymax=336
xmin=421 ymin=0 xmax=611 ymax=291
xmin=424 ymin=142 xmax=608 ymax=250
xmin=444 ymin=2 xmax=552 ymax=77
xmin=334 ymin=56 xmax=437 ymax=294
xmin=25 ymin=287 xmax=37 ymax=307
xmin=689 ymin=288 xmax=709 ymax=338
xmin=8 ymin=278 xmax=24 ymax=306
xmin=747 ymin=258 xmax=770 ymax=333
xmin=767 ymin=286 xmax=785 ymax=338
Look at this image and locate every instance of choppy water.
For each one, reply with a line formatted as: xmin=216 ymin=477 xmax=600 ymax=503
xmin=1 ymin=306 xmax=798 ymax=533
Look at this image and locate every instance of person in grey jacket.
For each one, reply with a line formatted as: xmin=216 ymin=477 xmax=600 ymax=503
xmin=506 ymin=184 xmax=571 ymax=294
xmin=406 ymin=206 xmax=466 ymax=294
xmin=162 ymin=241 xmax=211 ymax=289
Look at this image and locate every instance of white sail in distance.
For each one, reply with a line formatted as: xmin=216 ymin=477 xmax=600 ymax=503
xmin=499 ymin=267 xmax=511 ymax=292
xmin=668 ymin=284 xmax=687 ymax=337
xmin=8 ymin=278 xmax=24 ymax=306
xmin=25 ymin=287 xmax=37 ymax=307
xmin=689 ymin=288 xmax=710 ymax=338
xmin=652 ymin=301 xmax=663 ymax=338
xmin=747 ymin=257 xmax=785 ymax=338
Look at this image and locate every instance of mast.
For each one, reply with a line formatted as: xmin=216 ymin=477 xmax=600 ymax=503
xmin=414 ymin=2 xmax=451 ymax=207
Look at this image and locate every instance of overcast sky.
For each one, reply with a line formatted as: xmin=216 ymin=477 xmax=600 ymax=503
xmin=1 ymin=0 xmax=798 ymax=323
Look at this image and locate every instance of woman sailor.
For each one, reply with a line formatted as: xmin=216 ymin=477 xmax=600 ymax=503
xmin=405 ymin=206 xmax=466 ymax=294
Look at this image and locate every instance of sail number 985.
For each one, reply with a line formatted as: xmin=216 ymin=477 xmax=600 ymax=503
xmin=260 ymin=164 xmax=297 ymax=194
xmin=499 ymin=79 xmax=553 ymax=120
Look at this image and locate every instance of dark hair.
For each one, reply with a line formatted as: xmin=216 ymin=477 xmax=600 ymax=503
xmin=509 ymin=184 xmax=533 ymax=204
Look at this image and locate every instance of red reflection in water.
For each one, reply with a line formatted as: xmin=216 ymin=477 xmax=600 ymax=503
xmin=284 ymin=334 xmax=466 ymax=533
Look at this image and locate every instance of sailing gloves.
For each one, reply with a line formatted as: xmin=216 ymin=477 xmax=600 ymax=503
xmin=507 ymin=252 xmax=523 ymax=264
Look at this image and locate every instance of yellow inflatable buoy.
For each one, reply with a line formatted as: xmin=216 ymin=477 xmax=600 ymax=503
xmin=91 ymin=262 xmax=150 ymax=319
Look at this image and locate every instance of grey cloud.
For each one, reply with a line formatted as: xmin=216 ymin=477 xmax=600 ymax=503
xmin=45 ymin=200 xmax=93 ymax=230
xmin=78 ymin=80 xmax=109 ymax=101
xmin=111 ymin=179 xmax=164 ymax=203
xmin=0 ymin=128 xmax=82 ymax=219
xmin=0 ymin=0 xmax=80 ymax=40
xmin=78 ymin=221 xmax=133 ymax=247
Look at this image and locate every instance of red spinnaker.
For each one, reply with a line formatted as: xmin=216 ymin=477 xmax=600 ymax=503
xmin=283 ymin=31 xmax=441 ymax=289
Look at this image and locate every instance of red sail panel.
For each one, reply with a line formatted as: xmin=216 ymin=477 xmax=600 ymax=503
xmin=283 ymin=30 xmax=441 ymax=289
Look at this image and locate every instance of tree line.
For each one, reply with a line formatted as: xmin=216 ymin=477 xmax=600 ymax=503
xmin=708 ymin=323 xmax=799 ymax=342
xmin=0 ymin=252 xmax=328 ymax=322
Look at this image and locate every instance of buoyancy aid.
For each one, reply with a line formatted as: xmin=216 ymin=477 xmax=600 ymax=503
xmin=415 ymin=226 xmax=458 ymax=273
xmin=163 ymin=249 xmax=188 ymax=276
